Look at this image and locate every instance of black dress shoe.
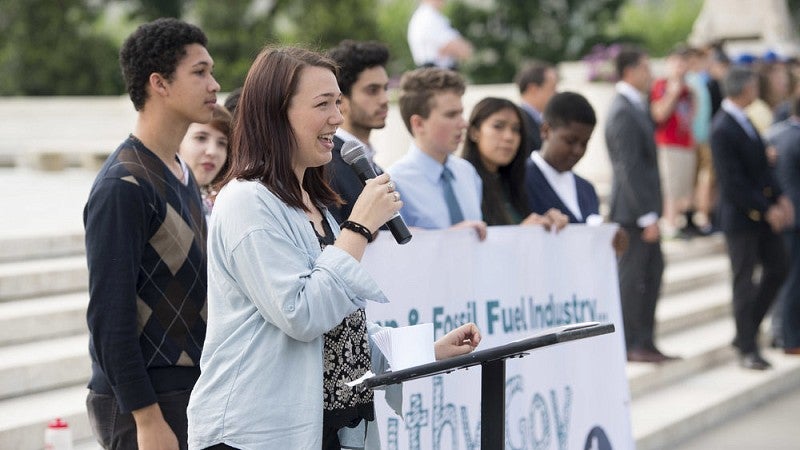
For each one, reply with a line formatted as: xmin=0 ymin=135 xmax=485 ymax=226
xmin=739 ymin=352 xmax=772 ymax=370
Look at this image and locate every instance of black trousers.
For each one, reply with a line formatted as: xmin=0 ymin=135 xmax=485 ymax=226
xmin=725 ymin=228 xmax=787 ymax=354
xmin=779 ymin=231 xmax=800 ymax=348
xmin=618 ymin=226 xmax=664 ymax=351
xmin=86 ymin=389 xmax=191 ymax=450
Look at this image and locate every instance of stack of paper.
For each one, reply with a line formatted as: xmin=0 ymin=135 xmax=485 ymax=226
xmin=372 ymin=323 xmax=436 ymax=371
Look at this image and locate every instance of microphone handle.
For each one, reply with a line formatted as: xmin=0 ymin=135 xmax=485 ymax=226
xmin=350 ymin=158 xmax=412 ymax=245
xmin=386 ymin=214 xmax=413 ymax=244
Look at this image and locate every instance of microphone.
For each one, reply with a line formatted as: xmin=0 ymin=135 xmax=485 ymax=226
xmin=340 ymin=140 xmax=412 ymax=244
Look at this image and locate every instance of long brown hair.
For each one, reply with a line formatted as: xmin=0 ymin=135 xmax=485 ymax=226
xmin=220 ymin=46 xmax=342 ymax=211
xmin=462 ymin=97 xmax=531 ymax=225
xmin=208 ymin=104 xmax=232 ymax=187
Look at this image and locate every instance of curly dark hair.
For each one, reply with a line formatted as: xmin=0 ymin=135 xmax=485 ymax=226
xmin=326 ymin=40 xmax=390 ymax=96
xmin=119 ymin=18 xmax=208 ymax=111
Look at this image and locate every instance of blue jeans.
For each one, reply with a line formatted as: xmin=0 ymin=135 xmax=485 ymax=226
xmin=86 ymin=389 xmax=191 ymax=450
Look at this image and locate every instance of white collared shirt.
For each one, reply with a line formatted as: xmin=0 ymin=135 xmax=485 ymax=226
xmin=616 ymin=81 xmax=647 ymax=111
xmin=530 ymin=151 xmax=582 ymax=221
xmin=722 ymin=98 xmax=759 ymax=140
xmin=407 ymin=2 xmax=460 ymax=68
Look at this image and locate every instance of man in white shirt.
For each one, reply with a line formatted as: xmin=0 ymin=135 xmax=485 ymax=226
xmin=407 ymin=0 xmax=473 ymax=70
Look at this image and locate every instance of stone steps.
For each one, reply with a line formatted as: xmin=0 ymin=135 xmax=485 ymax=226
xmin=656 ymin=280 xmax=731 ymax=336
xmin=632 ymin=347 xmax=800 ymax=450
xmin=661 ymin=252 xmax=730 ymax=297
xmin=0 ymin=231 xmax=85 ymax=263
xmin=662 ymin=233 xmax=726 ymax=264
xmin=0 ymin=385 xmax=93 ymax=450
xmin=0 ymin=293 xmax=88 ymax=346
xmin=0 ymin=256 xmax=87 ymax=302
xmin=628 ymin=316 xmax=736 ymax=398
xmin=628 ymin=236 xmax=800 ymax=449
xmin=0 ymin=232 xmax=94 ymax=449
xmin=0 ymin=334 xmax=90 ymax=399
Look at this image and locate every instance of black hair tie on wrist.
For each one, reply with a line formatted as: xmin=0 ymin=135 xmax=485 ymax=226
xmin=341 ymin=220 xmax=374 ymax=243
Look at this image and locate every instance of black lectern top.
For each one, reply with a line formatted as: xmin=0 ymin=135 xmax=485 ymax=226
xmin=364 ymin=321 xmax=615 ymax=388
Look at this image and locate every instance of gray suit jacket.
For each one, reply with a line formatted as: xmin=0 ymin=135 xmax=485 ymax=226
xmin=604 ymin=93 xmax=663 ymax=227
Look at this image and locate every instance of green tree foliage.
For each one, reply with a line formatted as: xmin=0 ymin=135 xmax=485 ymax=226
xmin=606 ymin=0 xmax=703 ymax=56
xmin=193 ymin=0 xmax=279 ymax=92
xmin=125 ymin=0 xmax=187 ymax=20
xmin=277 ymin=0 xmax=379 ymax=46
xmin=194 ymin=0 xmax=416 ymax=92
xmin=0 ymin=0 xmax=123 ymax=95
xmin=449 ymin=0 xmax=625 ymax=83
xmin=377 ymin=0 xmax=417 ymax=77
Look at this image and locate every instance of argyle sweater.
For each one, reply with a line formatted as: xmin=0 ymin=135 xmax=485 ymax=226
xmin=83 ymin=136 xmax=207 ymax=413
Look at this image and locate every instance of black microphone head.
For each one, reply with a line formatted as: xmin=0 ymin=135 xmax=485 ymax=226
xmin=340 ymin=140 xmax=367 ymax=165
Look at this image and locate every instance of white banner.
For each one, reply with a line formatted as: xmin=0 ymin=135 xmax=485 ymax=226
xmin=362 ymin=224 xmax=633 ymax=450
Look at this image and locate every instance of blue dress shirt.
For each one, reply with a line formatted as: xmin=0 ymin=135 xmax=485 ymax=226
xmin=388 ymin=144 xmax=483 ymax=228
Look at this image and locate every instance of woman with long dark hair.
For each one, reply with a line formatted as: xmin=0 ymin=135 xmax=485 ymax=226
xmin=186 ymin=46 xmax=480 ymax=449
xmin=462 ymin=96 xmax=567 ymax=228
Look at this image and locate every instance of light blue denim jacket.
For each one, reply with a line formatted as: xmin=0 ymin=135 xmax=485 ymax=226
xmin=187 ymin=179 xmax=395 ymax=449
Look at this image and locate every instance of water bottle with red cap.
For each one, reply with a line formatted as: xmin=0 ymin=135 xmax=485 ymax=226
xmin=44 ymin=417 xmax=73 ymax=450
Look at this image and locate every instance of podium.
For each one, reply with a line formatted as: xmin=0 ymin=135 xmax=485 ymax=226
xmin=364 ymin=321 xmax=615 ymax=449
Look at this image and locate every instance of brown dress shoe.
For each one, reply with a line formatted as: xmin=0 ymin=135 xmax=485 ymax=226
xmin=650 ymin=347 xmax=681 ymax=361
xmin=784 ymin=347 xmax=800 ymax=355
xmin=627 ymin=348 xmax=668 ymax=363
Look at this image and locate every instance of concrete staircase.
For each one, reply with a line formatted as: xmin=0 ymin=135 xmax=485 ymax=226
xmin=631 ymin=234 xmax=800 ymax=450
xmin=1 ymin=232 xmax=799 ymax=449
xmin=0 ymin=232 xmax=94 ymax=449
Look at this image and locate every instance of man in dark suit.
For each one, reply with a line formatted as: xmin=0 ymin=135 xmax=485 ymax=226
xmin=711 ymin=65 xmax=791 ymax=370
xmin=325 ymin=40 xmax=391 ymax=224
xmin=771 ymin=96 xmax=800 ymax=355
xmin=605 ymin=47 xmax=676 ymax=363
xmin=515 ymin=60 xmax=558 ymax=156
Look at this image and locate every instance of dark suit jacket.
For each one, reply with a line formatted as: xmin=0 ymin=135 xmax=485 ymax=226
xmin=326 ymin=135 xmax=384 ymax=225
xmin=604 ymin=93 xmax=663 ymax=227
xmin=524 ymin=158 xmax=599 ymax=224
xmin=710 ymin=109 xmax=781 ymax=233
xmin=771 ymin=120 xmax=800 ymax=230
xmin=707 ymin=78 xmax=724 ymax=118
xmin=521 ymin=107 xmax=542 ymax=156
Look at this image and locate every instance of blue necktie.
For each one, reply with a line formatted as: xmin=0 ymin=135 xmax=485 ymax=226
xmin=441 ymin=166 xmax=464 ymax=225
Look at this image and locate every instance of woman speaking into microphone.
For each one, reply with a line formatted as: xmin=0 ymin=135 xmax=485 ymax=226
xmin=186 ymin=46 xmax=480 ymax=450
